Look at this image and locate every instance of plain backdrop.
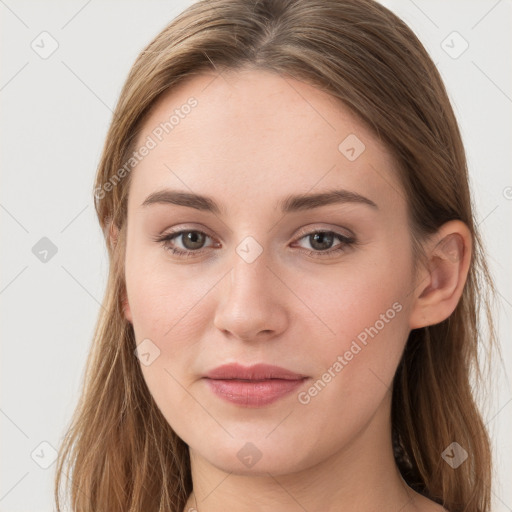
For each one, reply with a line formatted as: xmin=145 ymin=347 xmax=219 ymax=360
xmin=1 ymin=1 xmax=511 ymax=510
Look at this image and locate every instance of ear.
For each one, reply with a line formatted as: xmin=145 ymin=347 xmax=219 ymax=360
xmin=122 ymin=288 xmax=133 ymax=324
xmin=106 ymin=219 xmax=133 ymax=324
xmin=409 ymin=220 xmax=472 ymax=329
xmin=105 ymin=216 xmax=119 ymax=251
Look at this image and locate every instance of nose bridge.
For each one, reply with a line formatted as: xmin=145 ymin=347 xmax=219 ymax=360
xmin=231 ymin=243 xmax=270 ymax=290
xmin=227 ymin=239 xmax=276 ymax=305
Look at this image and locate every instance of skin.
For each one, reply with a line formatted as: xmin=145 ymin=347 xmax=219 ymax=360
xmin=121 ymin=68 xmax=471 ymax=512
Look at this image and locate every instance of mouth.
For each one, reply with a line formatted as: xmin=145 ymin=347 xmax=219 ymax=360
xmin=203 ymin=377 xmax=308 ymax=407
xmin=203 ymin=362 xmax=307 ymax=380
xmin=202 ymin=363 xmax=309 ymax=407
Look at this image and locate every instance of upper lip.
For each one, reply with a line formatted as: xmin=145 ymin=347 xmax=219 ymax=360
xmin=203 ymin=363 xmax=307 ymax=381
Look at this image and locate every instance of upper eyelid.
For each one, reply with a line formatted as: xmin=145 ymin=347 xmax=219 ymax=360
xmin=294 ymin=225 xmax=354 ymax=239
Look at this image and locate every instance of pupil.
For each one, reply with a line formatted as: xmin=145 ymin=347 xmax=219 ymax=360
xmin=184 ymin=231 xmax=204 ymax=249
xmin=311 ymin=232 xmax=333 ymax=250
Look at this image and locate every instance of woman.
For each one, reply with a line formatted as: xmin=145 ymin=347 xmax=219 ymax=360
xmin=54 ymin=0 xmax=497 ymax=511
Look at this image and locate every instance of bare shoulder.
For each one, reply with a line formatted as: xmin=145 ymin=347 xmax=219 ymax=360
xmin=409 ymin=488 xmax=449 ymax=512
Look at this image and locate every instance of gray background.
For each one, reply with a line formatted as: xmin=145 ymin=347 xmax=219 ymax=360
xmin=1 ymin=0 xmax=511 ymax=510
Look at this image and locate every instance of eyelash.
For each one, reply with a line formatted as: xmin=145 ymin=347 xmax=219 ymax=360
xmin=153 ymin=227 xmax=356 ymax=259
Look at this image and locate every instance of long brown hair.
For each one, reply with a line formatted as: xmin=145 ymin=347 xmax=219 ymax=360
xmin=54 ymin=1 xmax=498 ymax=510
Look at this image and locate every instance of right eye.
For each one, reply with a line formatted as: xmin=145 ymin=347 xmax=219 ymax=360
xmin=154 ymin=229 xmax=219 ymax=257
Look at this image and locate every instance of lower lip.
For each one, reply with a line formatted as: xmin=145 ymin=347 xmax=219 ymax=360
xmin=204 ymin=378 xmax=308 ymax=407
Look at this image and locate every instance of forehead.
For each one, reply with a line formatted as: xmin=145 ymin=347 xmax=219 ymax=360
xmin=128 ymin=68 xmax=405 ymax=215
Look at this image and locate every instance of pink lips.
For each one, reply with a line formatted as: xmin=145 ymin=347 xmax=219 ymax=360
xmin=203 ymin=363 xmax=309 ymax=407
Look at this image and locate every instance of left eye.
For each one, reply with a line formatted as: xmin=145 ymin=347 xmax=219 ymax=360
xmin=154 ymin=229 xmax=355 ymax=258
xmin=293 ymin=230 xmax=355 ymax=255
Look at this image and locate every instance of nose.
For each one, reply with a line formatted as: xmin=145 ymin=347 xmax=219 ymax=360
xmin=213 ymin=251 xmax=289 ymax=342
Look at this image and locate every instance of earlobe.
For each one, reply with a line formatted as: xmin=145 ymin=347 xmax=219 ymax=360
xmin=409 ymin=220 xmax=472 ymax=330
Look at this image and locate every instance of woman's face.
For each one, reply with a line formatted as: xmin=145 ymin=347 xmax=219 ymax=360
xmin=123 ymin=68 xmax=418 ymax=475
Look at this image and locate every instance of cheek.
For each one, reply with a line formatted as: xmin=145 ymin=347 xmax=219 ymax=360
xmin=125 ymin=235 xmax=203 ymax=339
xmin=125 ymin=257 xmax=211 ymax=425
xmin=126 ymin=267 xmax=211 ymax=352
xmin=124 ymin=249 xmax=223 ymax=409
xmin=291 ymin=246 xmax=413 ymax=403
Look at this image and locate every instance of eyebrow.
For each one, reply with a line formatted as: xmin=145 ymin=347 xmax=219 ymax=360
xmin=141 ymin=188 xmax=378 ymax=214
